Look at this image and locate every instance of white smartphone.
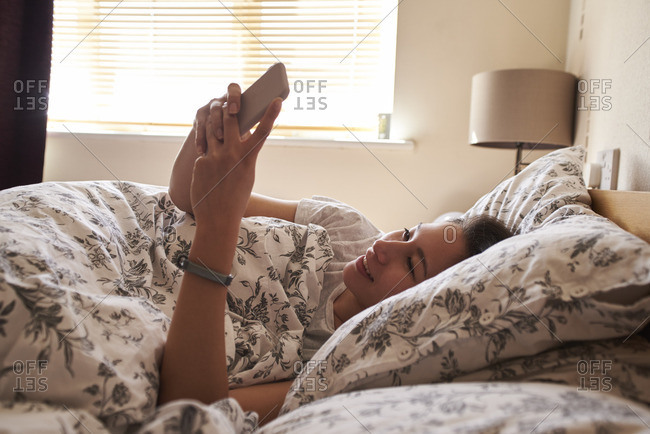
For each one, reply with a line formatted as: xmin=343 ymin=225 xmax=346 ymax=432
xmin=237 ymin=63 xmax=290 ymax=136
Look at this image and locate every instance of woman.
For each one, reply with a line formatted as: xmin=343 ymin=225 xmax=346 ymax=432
xmin=158 ymin=84 xmax=511 ymax=424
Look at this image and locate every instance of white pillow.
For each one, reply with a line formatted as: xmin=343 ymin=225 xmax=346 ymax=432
xmin=463 ymin=146 xmax=591 ymax=233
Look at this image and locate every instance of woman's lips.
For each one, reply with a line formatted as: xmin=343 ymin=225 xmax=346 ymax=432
xmin=356 ymin=255 xmax=373 ymax=281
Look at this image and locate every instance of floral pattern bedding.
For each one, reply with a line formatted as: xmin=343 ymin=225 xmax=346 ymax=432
xmin=0 ymin=180 xmax=332 ymax=431
xmin=280 ymin=212 xmax=650 ymax=413
xmin=1 ymin=145 xmax=649 ymax=433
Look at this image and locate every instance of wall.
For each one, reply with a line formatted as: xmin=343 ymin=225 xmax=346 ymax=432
xmin=44 ymin=0 xmax=571 ymax=231
xmin=565 ymin=0 xmax=650 ymax=191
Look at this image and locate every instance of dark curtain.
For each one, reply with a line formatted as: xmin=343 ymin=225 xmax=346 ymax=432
xmin=0 ymin=0 xmax=54 ymax=191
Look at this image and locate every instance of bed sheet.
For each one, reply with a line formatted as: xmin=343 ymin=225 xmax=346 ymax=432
xmin=3 ymin=380 xmax=648 ymax=433
xmin=263 ymin=381 xmax=650 ymax=433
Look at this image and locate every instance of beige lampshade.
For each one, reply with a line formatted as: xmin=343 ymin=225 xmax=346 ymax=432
xmin=469 ymin=69 xmax=577 ymax=149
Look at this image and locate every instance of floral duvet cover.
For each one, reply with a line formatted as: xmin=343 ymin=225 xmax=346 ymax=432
xmin=0 ymin=180 xmax=331 ymax=432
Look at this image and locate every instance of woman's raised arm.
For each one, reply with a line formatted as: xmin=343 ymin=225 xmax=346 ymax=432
xmin=158 ymin=83 xmax=284 ymax=409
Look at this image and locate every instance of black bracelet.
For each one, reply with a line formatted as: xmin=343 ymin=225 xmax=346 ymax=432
xmin=176 ymin=255 xmax=233 ymax=286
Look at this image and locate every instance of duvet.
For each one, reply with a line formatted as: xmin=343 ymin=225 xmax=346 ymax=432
xmin=0 ymin=180 xmax=332 ymax=430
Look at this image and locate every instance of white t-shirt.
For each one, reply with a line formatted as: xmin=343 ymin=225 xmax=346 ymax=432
xmin=294 ymin=196 xmax=383 ymax=360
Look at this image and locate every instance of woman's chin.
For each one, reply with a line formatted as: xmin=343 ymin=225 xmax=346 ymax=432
xmin=342 ymin=260 xmax=374 ymax=307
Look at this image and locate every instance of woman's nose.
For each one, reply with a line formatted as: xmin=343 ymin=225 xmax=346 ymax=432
xmin=372 ymin=238 xmax=406 ymax=264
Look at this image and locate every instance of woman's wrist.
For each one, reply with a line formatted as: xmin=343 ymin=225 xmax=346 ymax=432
xmin=189 ymin=222 xmax=240 ymax=274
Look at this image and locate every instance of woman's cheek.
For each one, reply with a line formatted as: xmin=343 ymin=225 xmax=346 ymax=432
xmin=342 ymin=261 xmax=355 ymax=288
xmin=379 ymin=273 xmax=411 ymax=300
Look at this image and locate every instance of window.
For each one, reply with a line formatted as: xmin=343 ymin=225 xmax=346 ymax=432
xmin=48 ymin=0 xmax=399 ymax=139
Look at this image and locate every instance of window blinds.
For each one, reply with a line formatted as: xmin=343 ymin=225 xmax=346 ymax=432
xmin=48 ymin=1 xmax=398 ymax=138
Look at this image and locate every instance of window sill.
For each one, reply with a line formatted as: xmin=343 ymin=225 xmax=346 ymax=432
xmin=46 ymin=129 xmax=415 ymax=151
xmin=267 ymin=136 xmax=414 ymax=150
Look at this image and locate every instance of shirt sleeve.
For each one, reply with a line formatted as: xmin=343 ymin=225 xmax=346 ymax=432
xmin=295 ymin=196 xmax=383 ymax=267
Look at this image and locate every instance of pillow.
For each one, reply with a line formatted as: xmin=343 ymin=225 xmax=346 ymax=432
xmin=463 ymin=146 xmax=592 ymax=233
xmin=280 ymin=148 xmax=650 ymax=414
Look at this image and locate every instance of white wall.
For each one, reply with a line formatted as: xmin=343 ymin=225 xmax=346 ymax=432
xmin=44 ymin=0 xmax=571 ymax=231
xmin=565 ymin=0 xmax=650 ymax=191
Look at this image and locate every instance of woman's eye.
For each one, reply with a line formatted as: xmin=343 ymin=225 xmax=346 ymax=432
xmin=403 ymin=228 xmax=410 ymax=241
xmin=407 ymin=257 xmax=416 ymax=279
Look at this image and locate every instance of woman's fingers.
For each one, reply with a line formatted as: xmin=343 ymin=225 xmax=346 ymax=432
xmin=224 ymin=83 xmax=241 ymax=116
xmin=220 ymin=83 xmax=242 ymax=146
xmin=205 ymin=114 xmax=219 ymax=156
xmin=195 ymin=82 xmax=246 ymax=154
xmin=218 ymin=86 xmax=280 ymax=161
xmin=209 ymin=99 xmax=225 ymax=142
xmin=196 ymin=97 xmax=224 ymax=154
xmin=222 ymin=99 xmax=242 ymax=147
xmin=246 ymin=98 xmax=282 ymax=154
xmin=194 ymin=103 xmax=209 ymax=155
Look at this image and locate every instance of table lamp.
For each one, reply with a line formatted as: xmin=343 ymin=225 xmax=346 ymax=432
xmin=469 ymin=69 xmax=577 ymax=174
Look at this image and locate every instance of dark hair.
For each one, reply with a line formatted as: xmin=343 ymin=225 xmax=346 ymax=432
xmin=451 ymin=215 xmax=513 ymax=257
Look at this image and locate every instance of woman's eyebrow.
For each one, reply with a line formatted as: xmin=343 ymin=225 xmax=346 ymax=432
xmin=414 ymin=223 xmax=428 ymax=278
xmin=417 ymin=247 xmax=428 ymax=279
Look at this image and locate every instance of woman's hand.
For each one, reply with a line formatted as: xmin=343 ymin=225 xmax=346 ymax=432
xmin=189 ymin=83 xmax=282 ymax=227
xmin=169 ymin=86 xmax=249 ymax=214
xmin=193 ymin=85 xmax=253 ymax=156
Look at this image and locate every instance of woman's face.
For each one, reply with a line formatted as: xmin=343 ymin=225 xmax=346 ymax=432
xmin=342 ymin=222 xmax=467 ymax=309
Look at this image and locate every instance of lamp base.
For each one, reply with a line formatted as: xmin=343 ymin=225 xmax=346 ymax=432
xmin=514 ymin=143 xmax=530 ymax=175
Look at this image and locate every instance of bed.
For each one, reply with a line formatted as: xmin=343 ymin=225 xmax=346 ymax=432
xmin=0 ymin=146 xmax=649 ymax=433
